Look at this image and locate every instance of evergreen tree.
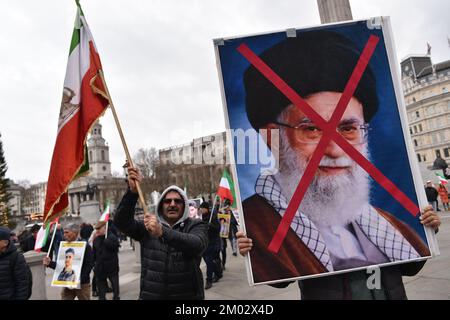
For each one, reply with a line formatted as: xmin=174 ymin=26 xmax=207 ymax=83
xmin=0 ymin=132 xmax=12 ymax=227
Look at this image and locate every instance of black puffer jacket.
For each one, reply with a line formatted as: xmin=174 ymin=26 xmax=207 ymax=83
xmin=93 ymin=232 xmax=120 ymax=278
xmin=114 ymin=186 xmax=208 ymax=300
xmin=0 ymin=241 xmax=32 ymax=300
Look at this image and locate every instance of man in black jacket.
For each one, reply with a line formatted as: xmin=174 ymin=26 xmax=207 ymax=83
xmin=0 ymin=226 xmax=32 ymax=300
xmin=200 ymin=202 xmax=222 ymax=289
xmin=114 ymin=166 xmax=208 ymax=300
xmin=43 ymin=223 xmax=93 ymax=300
xmin=92 ymin=220 xmax=120 ymax=300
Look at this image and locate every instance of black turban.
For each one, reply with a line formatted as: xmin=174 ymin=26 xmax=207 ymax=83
xmin=243 ymin=30 xmax=378 ymax=130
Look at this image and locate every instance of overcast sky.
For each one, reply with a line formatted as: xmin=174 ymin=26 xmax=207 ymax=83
xmin=1 ymin=0 xmax=449 ymax=184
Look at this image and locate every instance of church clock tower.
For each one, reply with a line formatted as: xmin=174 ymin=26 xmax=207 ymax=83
xmin=87 ymin=121 xmax=112 ymax=179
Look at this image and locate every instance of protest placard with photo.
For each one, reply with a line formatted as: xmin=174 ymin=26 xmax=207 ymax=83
xmin=214 ymin=17 xmax=439 ymax=285
xmin=51 ymin=241 xmax=86 ymax=289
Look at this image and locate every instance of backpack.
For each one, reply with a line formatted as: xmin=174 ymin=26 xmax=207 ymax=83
xmin=9 ymin=250 xmax=33 ymax=300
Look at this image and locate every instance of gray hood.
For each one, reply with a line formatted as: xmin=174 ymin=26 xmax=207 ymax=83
xmin=156 ymin=185 xmax=189 ymax=227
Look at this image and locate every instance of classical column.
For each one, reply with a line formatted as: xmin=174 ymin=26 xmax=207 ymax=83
xmin=317 ymin=0 xmax=353 ymax=23
xmin=76 ymin=193 xmax=81 ymax=215
xmin=69 ymin=193 xmax=75 ymax=215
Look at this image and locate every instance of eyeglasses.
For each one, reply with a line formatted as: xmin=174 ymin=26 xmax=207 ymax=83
xmin=273 ymin=118 xmax=370 ymax=145
xmin=162 ymin=198 xmax=184 ymax=205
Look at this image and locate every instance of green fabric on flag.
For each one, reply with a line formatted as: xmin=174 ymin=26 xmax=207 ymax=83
xmin=224 ymin=169 xmax=237 ymax=208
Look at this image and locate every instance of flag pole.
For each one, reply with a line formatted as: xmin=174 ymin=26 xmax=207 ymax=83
xmin=105 ymin=220 xmax=109 ymax=239
xmin=209 ymin=195 xmax=219 ymax=224
xmin=97 ymin=69 xmax=149 ymax=214
xmin=46 ymin=222 xmax=58 ymax=258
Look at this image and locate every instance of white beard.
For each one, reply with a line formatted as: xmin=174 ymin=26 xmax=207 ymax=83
xmin=275 ymin=130 xmax=370 ymax=227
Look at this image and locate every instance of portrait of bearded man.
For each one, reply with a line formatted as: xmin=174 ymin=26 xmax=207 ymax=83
xmin=225 ymin=29 xmax=431 ymax=284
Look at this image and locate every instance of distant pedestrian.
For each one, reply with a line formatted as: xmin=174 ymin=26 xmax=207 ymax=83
xmin=438 ymin=183 xmax=449 ymax=211
xmin=0 ymin=226 xmax=33 ymax=300
xmin=80 ymin=223 xmax=94 ymax=242
xmin=43 ymin=223 xmax=93 ymax=300
xmin=9 ymin=232 xmax=18 ymax=244
xmin=200 ymin=202 xmax=222 ymax=289
xmin=92 ymin=221 xmax=120 ymax=300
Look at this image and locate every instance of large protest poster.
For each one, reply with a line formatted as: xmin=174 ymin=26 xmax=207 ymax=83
xmin=214 ymin=17 xmax=439 ymax=285
xmin=51 ymin=241 xmax=86 ymax=289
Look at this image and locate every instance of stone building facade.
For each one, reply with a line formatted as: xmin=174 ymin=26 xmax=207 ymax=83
xmin=401 ymin=56 xmax=450 ymax=171
xmin=156 ymin=131 xmax=230 ymax=201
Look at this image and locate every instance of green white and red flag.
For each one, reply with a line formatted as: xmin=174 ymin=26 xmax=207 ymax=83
xmin=435 ymin=172 xmax=448 ymax=185
xmin=43 ymin=1 xmax=109 ymax=224
xmin=99 ymin=201 xmax=110 ymax=222
xmin=34 ymin=218 xmax=59 ymax=252
xmin=216 ymin=169 xmax=237 ymax=208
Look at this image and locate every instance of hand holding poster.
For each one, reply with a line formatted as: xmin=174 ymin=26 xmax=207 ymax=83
xmin=51 ymin=241 xmax=86 ymax=289
xmin=214 ymin=17 xmax=438 ymax=285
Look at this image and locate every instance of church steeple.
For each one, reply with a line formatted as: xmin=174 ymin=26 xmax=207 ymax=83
xmin=87 ymin=121 xmax=111 ymax=179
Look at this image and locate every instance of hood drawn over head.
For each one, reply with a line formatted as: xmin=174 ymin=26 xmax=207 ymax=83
xmin=156 ymin=185 xmax=190 ymax=227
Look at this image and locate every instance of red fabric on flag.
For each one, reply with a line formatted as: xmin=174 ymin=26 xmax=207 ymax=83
xmin=44 ymin=43 xmax=109 ymax=223
xmin=217 ymin=186 xmax=234 ymax=202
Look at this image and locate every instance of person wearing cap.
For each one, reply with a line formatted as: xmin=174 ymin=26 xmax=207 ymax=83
xmin=236 ymin=30 xmax=441 ymax=299
xmin=43 ymin=223 xmax=93 ymax=300
xmin=114 ymin=166 xmax=208 ymax=300
xmin=92 ymin=220 xmax=120 ymax=300
xmin=0 ymin=226 xmax=32 ymax=300
xmin=199 ymin=202 xmax=222 ymax=289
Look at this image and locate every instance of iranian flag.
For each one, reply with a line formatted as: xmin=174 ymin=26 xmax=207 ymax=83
xmin=99 ymin=201 xmax=110 ymax=222
xmin=216 ymin=169 xmax=237 ymax=207
xmin=34 ymin=224 xmax=50 ymax=252
xmin=43 ymin=1 xmax=109 ymax=224
xmin=435 ymin=172 xmax=448 ymax=185
xmin=34 ymin=219 xmax=58 ymax=252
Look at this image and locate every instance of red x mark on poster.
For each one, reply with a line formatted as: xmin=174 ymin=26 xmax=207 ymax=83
xmin=237 ymin=35 xmax=420 ymax=254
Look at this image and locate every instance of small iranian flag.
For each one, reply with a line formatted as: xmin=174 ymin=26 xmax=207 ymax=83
xmin=100 ymin=201 xmax=110 ymax=222
xmin=34 ymin=224 xmax=50 ymax=252
xmin=34 ymin=219 xmax=58 ymax=252
xmin=43 ymin=1 xmax=109 ymax=224
xmin=435 ymin=172 xmax=448 ymax=185
xmin=216 ymin=169 xmax=237 ymax=207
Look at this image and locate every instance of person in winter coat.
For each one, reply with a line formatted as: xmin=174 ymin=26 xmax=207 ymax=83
xmin=0 ymin=226 xmax=32 ymax=300
xmin=200 ymin=202 xmax=223 ymax=289
xmin=80 ymin=223 xmax=94 ymax=241
xmin=92 ymin=220 xmax=120 ymax=300
xmin=437 ymin=183 xmax=449 ymax=211
xmin=43 ymin=223 xmax=93 ymax=300
xmin=425 ymin=181 xmax=439 ymax=211
xmin=20 ymin=224 xmax=40 ymax=252
xmin=114 ymin=166 xmax=208 ymax=300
